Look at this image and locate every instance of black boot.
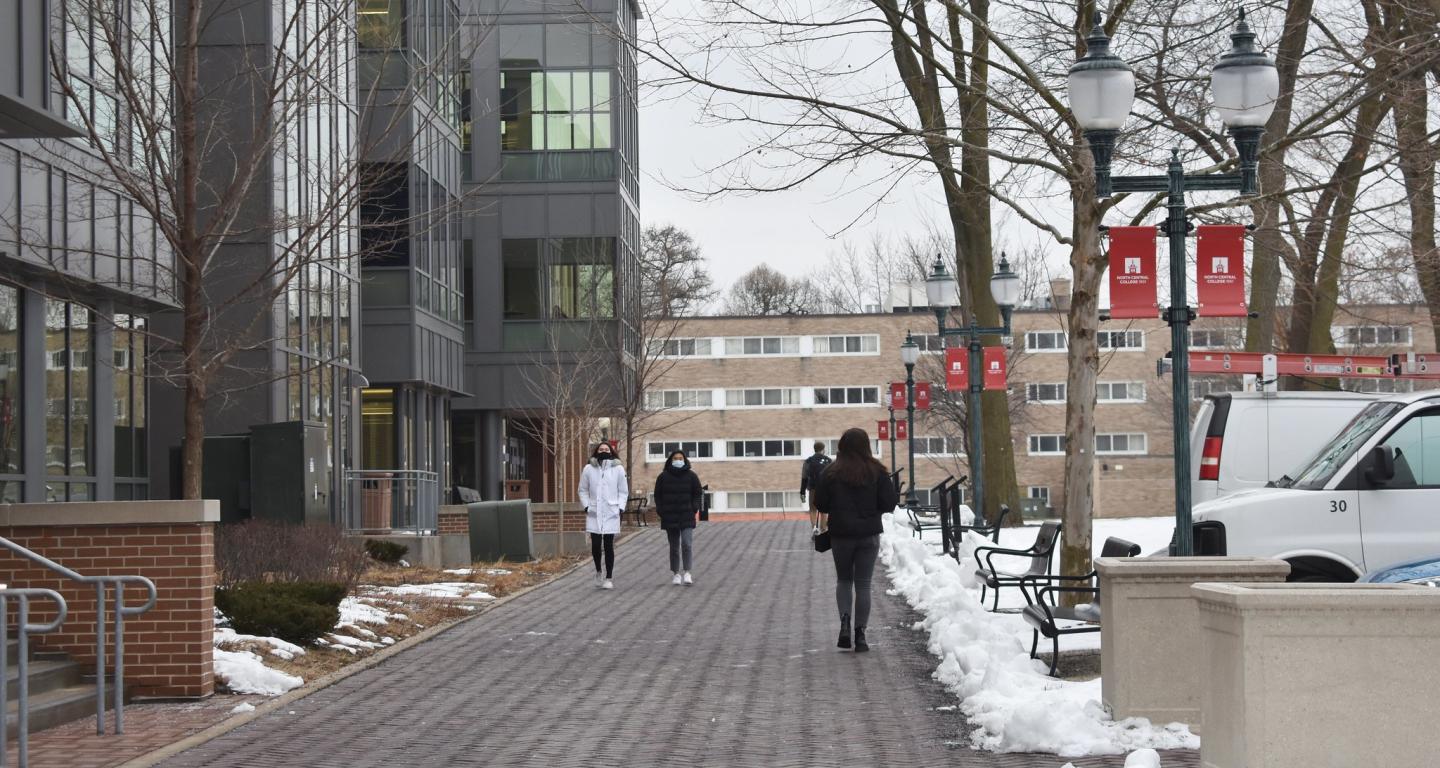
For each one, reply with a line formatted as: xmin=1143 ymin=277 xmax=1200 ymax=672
xmin=837 ymin=614 xmax=852 ymax=649
xmin=854 ymin=627 xmax=869 ymax=653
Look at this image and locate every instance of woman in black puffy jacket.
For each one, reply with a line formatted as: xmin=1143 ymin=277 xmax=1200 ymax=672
xmin=813 ymin=427 xmax=899 ymax=652
xmin=653 ymin=449 xmax=703 ymax=586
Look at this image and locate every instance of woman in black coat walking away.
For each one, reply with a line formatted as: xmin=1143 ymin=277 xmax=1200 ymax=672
xmin=653 ymin=449 xmax=703 ymax=585
xmin=813 ymin=427 xmax=899 ymax=652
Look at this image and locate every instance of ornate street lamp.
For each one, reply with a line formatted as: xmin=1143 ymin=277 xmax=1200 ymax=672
xmin=1068 ymin=10 xmax=1276 ymax=554
xmin=925 ymin=254 xmax=1020 ymax=530
xmin=900 ymin=332 xmax=921 ymax=508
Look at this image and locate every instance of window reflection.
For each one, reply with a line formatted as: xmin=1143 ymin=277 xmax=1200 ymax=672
xmin=0 ymin=284 xmax=20 ymax=502
xmin=45 ymin=299 xmax=94 ymax=500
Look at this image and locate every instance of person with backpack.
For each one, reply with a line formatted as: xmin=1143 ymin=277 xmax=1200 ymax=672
xmin=799 ymin=441 xmax=831 ymax=533
xmin=813 ymin=427 xmax=899 ymax=652
xmin=653 ymin=449 xmax=703 ymax=585
xmin=579 ymin=441 xmax=628 ymax=589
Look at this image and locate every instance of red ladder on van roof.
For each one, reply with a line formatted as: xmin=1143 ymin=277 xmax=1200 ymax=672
xmin=1189 ymin=351 xmax=1440 ymax=380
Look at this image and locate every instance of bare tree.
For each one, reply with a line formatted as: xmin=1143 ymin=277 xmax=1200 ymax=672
xmin=641 ymin=224 xmax=717 ymax=317
xmin=810 ymin=235 xmax=925 ymax=313
xmin=722 ymin=264 xmax=824 ymax=315
xmin=41 ymin=0 xmax=477 ymax=499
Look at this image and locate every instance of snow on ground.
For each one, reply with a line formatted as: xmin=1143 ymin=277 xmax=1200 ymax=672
xmin=213 ymin=627 xmax=308 ymax=661
xmin=365 ymin=582 xmax=496 ymax=600
xmin=213 ymin=648 xmax=304 ymax=695
xmin=882 ymin=513 xmax=1197 ymax=757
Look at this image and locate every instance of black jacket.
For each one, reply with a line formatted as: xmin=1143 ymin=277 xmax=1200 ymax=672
xmin=813 ymin=464 xmax=899 ymax=538
xmin=799 ymin=453 xmax=831 ymax=495
xmin=653 ymin=462 xmax=703 ymax=530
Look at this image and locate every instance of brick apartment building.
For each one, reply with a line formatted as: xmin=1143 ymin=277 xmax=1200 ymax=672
xmin=641 ymin=286 xmax=1435 ymax=519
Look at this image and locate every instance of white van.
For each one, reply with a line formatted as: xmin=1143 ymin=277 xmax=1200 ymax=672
xmin=1191 ymin=390 xmax=1440 ymax=581
xmin=1190 ymin=391 xmax=1380 ymax=504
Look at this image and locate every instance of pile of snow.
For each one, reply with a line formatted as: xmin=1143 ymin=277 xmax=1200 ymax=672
xmin=230 ymin=702 xmax=256 ymax=714
xmin=1061 ymin=749 xmax=1161 ymax=768
xmin=214 ymin=627 xmax=308 ymax=662
xmin=882 ymin=515 xmax=1197 ymax=757
xmin=365 ymin=582 xmax=495 ymax=600
xmin=339 ymin=596 xmax=408 ymax=626
xmin=213 ymin=648 xmax=303 ymax=695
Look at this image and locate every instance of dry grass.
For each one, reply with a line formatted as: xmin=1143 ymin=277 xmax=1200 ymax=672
xmin=214 ymin=553 xmax=587 ymax=691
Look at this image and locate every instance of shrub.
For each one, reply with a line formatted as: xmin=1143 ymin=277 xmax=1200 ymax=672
xmin=216 ymin=520 xmax=370 ymax=590
xmin=364 ymin=540 xmax=409 ymax=564
xmin=215 ymin=582 xmax=345 ymax=645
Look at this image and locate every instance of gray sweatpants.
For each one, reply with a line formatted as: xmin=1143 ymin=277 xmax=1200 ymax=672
xmin=831 ymin=534 xmax=880 ymax=627
xmin=667 ymin=527 xmax=694 ymax=572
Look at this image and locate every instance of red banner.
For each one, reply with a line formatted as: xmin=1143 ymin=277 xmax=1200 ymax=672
xmin=889 ymin=382 xmax=908 ymax=410
xmin=983 ymin=347 xmax=1008 ymax=391
xmin=896 ymin=419 xmax=909 ymax=441
xmin=1108 ymin=226 xmax=1159 ymax=319
xmin=1197 ymin=225 xmax=1248 ymax=317
xmin=915 ymin=382 xmax=932 ymax=410
xmin=945 ymin=348 xmax=968 ymax=390
xmin=877 ymin=420 xmax=890 ymax=441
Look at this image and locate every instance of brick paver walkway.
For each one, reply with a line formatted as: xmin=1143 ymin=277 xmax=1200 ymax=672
xmin=157 ymin=522 xmax=1198 ymax=767
xmin=16 ymin=694 xmax=265 ymax=768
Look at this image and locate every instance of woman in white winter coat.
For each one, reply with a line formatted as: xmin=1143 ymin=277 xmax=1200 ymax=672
xmin=578 ymin=441 xmax=628 ymax=589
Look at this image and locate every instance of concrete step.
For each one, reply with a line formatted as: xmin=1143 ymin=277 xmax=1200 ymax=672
xmin=4 ymin=684 xmax=96 ymax=735
xmin=5 ymin=658 xmax=84 ymax=698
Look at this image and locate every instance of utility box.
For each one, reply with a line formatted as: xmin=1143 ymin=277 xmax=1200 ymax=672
xmin=249 ymin=421 xmax=330 ymax=526
xmin=201 ymin=434 xmax=252 ymax=524
xmin=467 ymin=500 xmax=533 ymax=561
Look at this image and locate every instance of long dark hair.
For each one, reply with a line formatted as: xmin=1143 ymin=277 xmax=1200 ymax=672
xmin=826 ymin=427 xmax=887 ymax=486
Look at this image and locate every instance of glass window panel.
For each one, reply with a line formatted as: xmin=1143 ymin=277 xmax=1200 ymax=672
xmin=545 ymin=114 xmax=573 ymax=150
xmin=0 ymin=285 xmax=19 ymax=476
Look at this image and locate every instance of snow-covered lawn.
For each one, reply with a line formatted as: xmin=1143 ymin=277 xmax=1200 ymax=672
xmin=882 ymin=513 xmax=1197 ymax=757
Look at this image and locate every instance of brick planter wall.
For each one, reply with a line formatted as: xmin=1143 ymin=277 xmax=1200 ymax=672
xmin=531 ymin=504 xmax=589 ymax=533
xmin=438 ymin=508 xmax=469 ymax=535
xmin=0 ymin=501 xmax=218 ymax=698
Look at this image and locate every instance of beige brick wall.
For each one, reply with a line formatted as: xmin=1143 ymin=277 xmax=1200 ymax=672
xmin=643 ymin=304 xmax=1434 ymax=519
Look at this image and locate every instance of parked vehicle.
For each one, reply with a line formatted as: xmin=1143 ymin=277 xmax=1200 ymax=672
xmin=1189 ymin=391 xmax=1380 ymax=505
xmin=1191 ymin=390 xmax=1440 ymax=581
xmin=1360 ymin=555 xmax=1440 ymax=587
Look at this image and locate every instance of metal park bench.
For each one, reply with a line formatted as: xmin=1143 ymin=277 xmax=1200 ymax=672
xmin=973 ymin=520 xmax=1061 ymax=612
xmin=1020 ymin=536 xmax=1141 ymax=676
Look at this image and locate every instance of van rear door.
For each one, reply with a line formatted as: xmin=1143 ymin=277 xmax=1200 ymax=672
xmin=1192 ymin=396 xmax=1227 ymax=505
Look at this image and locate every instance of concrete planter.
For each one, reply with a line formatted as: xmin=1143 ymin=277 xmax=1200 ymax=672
xmin=1096 ymin=556 xmax=1290 ymax=728
xmin=1193 ymin=582 xmax=1440 ymax=768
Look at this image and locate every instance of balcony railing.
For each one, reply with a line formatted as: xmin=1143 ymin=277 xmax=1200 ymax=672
xmin=345 ymin=470 xmax=440 ymax=535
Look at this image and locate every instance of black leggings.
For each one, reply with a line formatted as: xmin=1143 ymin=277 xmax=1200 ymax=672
xmin=831 ymin=534 xmax=880 ymax=628
xmin=590 ymin=533 xmax=615 ymax=577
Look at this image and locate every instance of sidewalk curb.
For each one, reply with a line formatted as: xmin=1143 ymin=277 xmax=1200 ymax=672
xmin=116 ymin=555 xmax=597 ymax=768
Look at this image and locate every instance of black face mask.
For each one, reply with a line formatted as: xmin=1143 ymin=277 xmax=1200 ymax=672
xmin=594 ymin=451 xmax=613 ymax=461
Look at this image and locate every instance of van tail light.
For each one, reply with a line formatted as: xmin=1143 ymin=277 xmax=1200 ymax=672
xmin=1199 ymin=436 xmax=1222 ymax=481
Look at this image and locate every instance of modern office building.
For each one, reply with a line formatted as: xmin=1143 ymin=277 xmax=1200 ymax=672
xmin=0 ymin=1 xmax=175 ymax=503
xmin=454 ymin=0 xmax=643 ymax=502
xmin=641 ymin=289 xmax=1436 ymax=518
xmin=355 ymin=0 xmax=468 ymax=522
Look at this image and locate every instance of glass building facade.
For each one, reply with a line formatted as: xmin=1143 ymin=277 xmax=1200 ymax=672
xmin=455 ymin=0 xmax=642 ymax=502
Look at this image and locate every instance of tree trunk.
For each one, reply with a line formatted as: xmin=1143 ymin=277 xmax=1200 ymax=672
xmin=1245 ymin=0 xmax=1314 ymax=353
xmin=1390 ymin=3 xmax=1440 ymax=346
xmin=1060 ymin=195 xmax=1105 ymax=584
xmin=178 ymin=0 xmax=205 ymax=500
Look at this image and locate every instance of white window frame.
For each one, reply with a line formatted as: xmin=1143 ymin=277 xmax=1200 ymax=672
xmin=1025 ymin=331 xmax=1068 ymax=353
xmin=1028 ymin=434 xmax=1066 ymax=455
xmin=644 ymin=389 xmax=714 ymax=410
xmin=655 ymin=337 xmax=714 ymax=358
xmin=1095 ymin=432 xmax=1148 ymax=455
xmin=1026 ymin=382 xmax=1067 ymax=404
xmin=1332 ymin=325 xmax=1413 ymax=348
xmin=825 ymin=438 xmax=883 ymax=456
xmin=1096 ymin=381 xmax=1146 ymax=403
xmin=721 ymin=336 xmax=802 ymax=357
xmin=722 ymin=490 xmax=805 ymax=511
xmin=723 ymin=388 xmax=802 ymax=408
xmin=1027 ymin=486 xmax=1050 ymax=502
xmin=724 ymin=439 xmax=803 ymax=460
xmin=812 ymin=386 xmax=881 ymax=407
xmin=811 ymin=334 xmax=880 ymax=356
xmin=645 ymin=440 xmax=717 ymax=463
xmin=1098 ymin=329 xmax=1145 ymax=351
xmin=1189 ymin=328 xmax=1244 ymax=350
xmin=914 ymin=436 xmax=963 ymax=456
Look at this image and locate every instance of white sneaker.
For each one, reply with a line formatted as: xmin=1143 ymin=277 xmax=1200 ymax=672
xmin=602 ymin=579 xmax=614 ymax=590
xmin=682 ymin=572 xmax=694 ymax=586
xmin=672 ymin=573 xmax=683 ymax=586
xmin=594 ymin=571 xmax=604 ymax=588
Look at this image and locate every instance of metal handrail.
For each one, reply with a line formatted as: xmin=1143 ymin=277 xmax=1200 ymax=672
xmin=346 ymin=469 xmax=441 ymax=534
xmin=0 ymin=587 xmax=67 ymax=768
xmin=0 ymin=538 xmax=157 ymax=737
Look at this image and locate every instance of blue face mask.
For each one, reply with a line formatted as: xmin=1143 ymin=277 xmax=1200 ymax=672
xmin=671 ymin=459 xmax=686 ymax=469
